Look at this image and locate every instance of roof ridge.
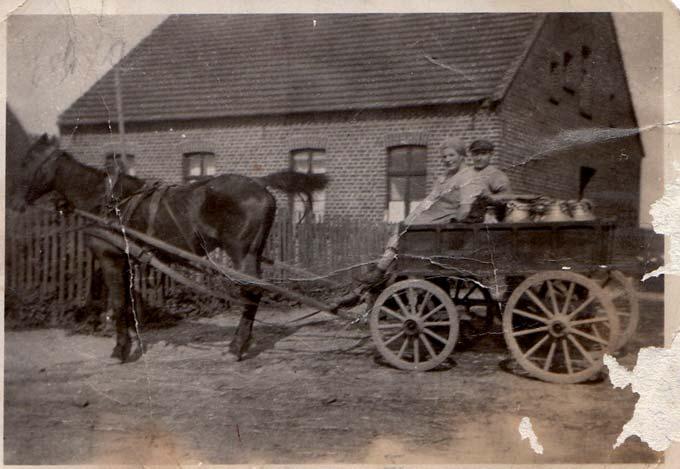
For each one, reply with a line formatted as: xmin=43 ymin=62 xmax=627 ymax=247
xmin=492 ymin=14 xmax=547 ymax=102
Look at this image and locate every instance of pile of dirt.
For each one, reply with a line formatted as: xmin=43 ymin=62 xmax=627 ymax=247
xmin=4 ymin=289 xmax=183 ymax=335
xmin=4 ymin=290 xmax=91 ymax=331
xmin=4 ymin=273 xmax=355 ymax=335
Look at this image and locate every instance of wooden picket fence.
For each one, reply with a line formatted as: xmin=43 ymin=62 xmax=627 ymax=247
xmin=5 ymin=208 xmax=394 ymax=308
xmin=6 ymin=209 xmax=94 ymax=306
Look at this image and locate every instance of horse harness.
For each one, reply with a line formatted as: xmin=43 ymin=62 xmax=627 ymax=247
xmin=115 ymin=183 xmax=198 ymax=254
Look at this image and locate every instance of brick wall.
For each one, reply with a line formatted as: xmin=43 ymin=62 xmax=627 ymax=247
xmin=499 ymin=13 xmax=643 ymax=230
xmin=59 ymin=104 xmax=503 ymax=222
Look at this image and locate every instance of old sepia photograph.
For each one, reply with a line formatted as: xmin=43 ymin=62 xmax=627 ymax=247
xmin=3 ymin=5 xmax=670 ymax=465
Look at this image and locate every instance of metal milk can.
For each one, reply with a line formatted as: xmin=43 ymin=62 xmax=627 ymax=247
xmin=484 ymin=206 xmax=499 ymax=224
xmin=505 ymin=201 xmax=532 ymax=223
xmin=569 ymin=199 xmax=595 ymax=221
xmin=541 ymin=200 xmax=573 ymax=222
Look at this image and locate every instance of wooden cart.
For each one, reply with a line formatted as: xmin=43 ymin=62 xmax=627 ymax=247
xmin=369 ymin=219 xmax=641 ymax=383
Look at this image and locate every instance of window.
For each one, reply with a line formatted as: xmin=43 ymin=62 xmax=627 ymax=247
xmin=105 ymin=153 xmax=135 ymax=176
xmin=578 ymin=45 xmax=594 ymax=120
xmin=548 ymin=46 xmax=595 ymax=118
xmin=581 ymin=45 xmax=592 ymax=60
xmin=578 ymin=71 xmax=593 ymax=120
xmin=562 ymin=51 xmax=579 ymax=94
xmin=290 ymin=148 xmax=326 ymax=222
xmin=386 ymin=145 xmax=427 ymax=223
xmin=607 ymin=94 xmax=617 ymax=127
xmin=183 ymin=151 xmax=216 ymax=182
xmin=579 ymin=166 xmax=597 ymax=197
xmin=548 ymin=59 xmax=561 ymax=105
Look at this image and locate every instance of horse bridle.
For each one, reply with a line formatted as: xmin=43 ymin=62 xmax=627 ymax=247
xmin=24 ymin=146 xmax=63 ymax=198
xmin=25 ymin=146 xmax=124 ymax=209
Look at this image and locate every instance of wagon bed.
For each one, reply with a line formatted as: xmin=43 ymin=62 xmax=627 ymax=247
xmin=397 ymin=219 xmax=639 ymax=276
xmin=369 ymin=218 xmax=642 ymax=383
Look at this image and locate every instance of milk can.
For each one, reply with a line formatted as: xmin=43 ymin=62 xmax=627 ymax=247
xmin=484 ymin=206 xmax=499 ymax=224
xmin=541 ymin=200 xmax=573 ymax=222
xmin=505 ymin=201 xmax=532 ymax=223
xmin=569 ymin=199 xmax=596 ymax=221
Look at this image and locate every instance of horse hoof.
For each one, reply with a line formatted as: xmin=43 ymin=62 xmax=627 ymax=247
xmin=228 ymin=346 xmax=242 ymax=361
xmin=111 ymin=345 xmax=123 ymax=360
xmin=220 ymin=350 xmax=239 ymax=363
xmin=112 ymin=342 xmax=132 ymax=363
xmin=127 ymin=348 xmax=143 ymax=363
xmin=227 ymin=340 xmax=245 ymax=361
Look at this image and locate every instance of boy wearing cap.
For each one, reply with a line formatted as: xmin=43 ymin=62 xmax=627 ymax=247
xmin=458 ymin=139 xmax=511 ymax=221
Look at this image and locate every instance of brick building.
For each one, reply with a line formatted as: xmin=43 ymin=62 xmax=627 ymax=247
xmin=58 ymin=13 xmax=643 ymax=226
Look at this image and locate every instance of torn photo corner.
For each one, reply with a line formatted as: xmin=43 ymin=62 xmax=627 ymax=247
xmin=2 ymin=0 xmax=679 ymax=466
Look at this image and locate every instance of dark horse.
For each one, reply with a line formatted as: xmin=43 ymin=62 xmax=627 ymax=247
xmin=15 ymin=134 xmax=328 ymax=363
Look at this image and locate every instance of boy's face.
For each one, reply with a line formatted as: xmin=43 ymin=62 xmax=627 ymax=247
xmin=472 ymin=150 xmax=492 ymax=170
xmin=441 ymin=147 xmax=464 ymax=172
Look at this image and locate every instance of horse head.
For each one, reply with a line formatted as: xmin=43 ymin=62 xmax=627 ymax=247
xmin=13 ymin=133 xmax=62 ymax=212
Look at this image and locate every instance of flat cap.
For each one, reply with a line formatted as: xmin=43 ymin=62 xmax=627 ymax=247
xmin=469 ymin=139 xmax=495 ymax=153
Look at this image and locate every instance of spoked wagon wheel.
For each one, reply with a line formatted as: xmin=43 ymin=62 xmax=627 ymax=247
xmin=590 ymin=270 xmax=639 ymax=350
xmin=503 ymin=271 xmax=620 ymax=384
xmin=370 ymin=279 xmax=459 ymax=371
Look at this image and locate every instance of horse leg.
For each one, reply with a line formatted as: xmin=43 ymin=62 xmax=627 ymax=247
xmin=124 ymin=265 xmax=145 ymax=362
xmin=229 ymin=250 xmax=263 ymax=360
xmin=99 ymin=255 xmax=133 ymax=362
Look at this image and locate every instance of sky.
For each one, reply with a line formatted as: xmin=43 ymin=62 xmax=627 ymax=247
xmin=7 ymin=15 xmax=166 ymax=133
xmin=6 ymin=13 xmax=664 ymax=226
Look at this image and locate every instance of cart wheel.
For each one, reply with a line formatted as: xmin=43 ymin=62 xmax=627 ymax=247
xmin=503 ymin=271 xmax=620 ymax=384
xmin=370 ymin=279 xmax=459 ymax=371
xmin=590 ymin=270 xmax=639 ymax=350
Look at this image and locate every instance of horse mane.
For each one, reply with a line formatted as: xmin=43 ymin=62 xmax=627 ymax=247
xmin=60 ymin=150 xmax=145 ymax=187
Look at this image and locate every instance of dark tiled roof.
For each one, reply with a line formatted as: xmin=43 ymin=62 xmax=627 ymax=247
xmin=59 ymin=14 xmax=542 ymax=125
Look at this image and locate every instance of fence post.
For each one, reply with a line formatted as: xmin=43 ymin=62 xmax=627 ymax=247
xmin=75 ymin=216 xmax=84 ymax=304
xmin=50 ymin=212 xmax=58 ymax=300
xmin=68 ymin=215 xmax=76 ymax=302
xmin=58 ymin=214 xmax=66 ymax=315
xmin=84 ymin=232 xmax=93 ymax=303
xmin=26 ymin=210 xmax=34 ymax=290
xmin=8 ymin=211 xmax=16 ymax=292
xmin=39 ymin=212 xmax=47 ymax=299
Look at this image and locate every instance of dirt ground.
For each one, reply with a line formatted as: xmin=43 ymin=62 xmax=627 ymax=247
xmin=4 ymin=298 xmax=664 ymax=465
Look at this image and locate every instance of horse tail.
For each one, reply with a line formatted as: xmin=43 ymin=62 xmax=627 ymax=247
xmin=258 ymin=170 xmax=329 ymax=195
xmin=258 ymin=170 xmax=329 ymax=222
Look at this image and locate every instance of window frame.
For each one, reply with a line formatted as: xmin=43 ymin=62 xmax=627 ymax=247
xmin=182 ymin=151 xmax=216 ymax=183
xmin=386 ymin=144 xmax=428 ymax=221
xmin=289 ymin=147 xmax=327 ymax=222
xmin=105 ymin=152 xmax=135 ymax=176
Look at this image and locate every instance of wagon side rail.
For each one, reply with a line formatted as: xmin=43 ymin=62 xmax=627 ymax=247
xmin=395 ymin=219 xmax=621 ymax=277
